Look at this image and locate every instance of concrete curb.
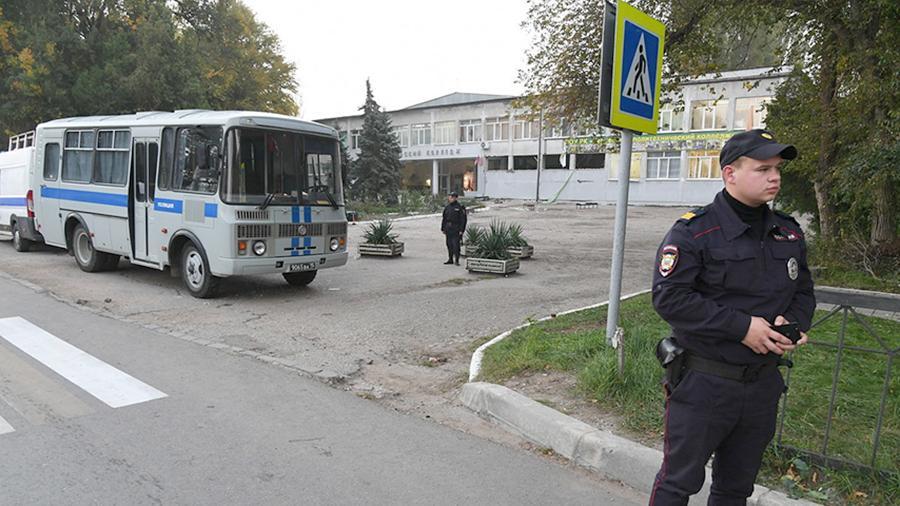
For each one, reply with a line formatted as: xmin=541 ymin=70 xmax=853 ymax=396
xmin=460 ymin=383 xmax=817 ymax=506
xmin=463 ymin=293 xmax=819 ymax=506
xmin=468 ymin=289 xmax=652 ymax=381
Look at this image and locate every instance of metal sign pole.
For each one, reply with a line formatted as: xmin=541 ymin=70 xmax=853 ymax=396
xmin=535 ymin=108 xmax=544 ymax=205
xmin=606 ymin=129 xmax=633 ymax=343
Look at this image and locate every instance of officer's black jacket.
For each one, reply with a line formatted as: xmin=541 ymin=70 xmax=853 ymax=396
xmin=652 ymin=190 xmax=815 ymax=365
xmin=441 ymin=201 xmax=467 ymax=234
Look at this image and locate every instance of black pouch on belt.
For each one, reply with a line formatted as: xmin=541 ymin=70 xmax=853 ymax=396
xmin=656 ymin=337 xmax=686 ymax=389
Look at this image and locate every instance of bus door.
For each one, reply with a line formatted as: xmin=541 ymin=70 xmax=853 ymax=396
xmin=130 ymin=138 xmax=160 ymax=264
xmin=36 ymin=134 xmax=65 ymax=248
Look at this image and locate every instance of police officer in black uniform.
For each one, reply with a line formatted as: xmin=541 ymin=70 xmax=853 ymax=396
xmin=649 ymin=129 xmax=816 ymax=505
xmin=441 ymin=191 xmax=467 ymax=265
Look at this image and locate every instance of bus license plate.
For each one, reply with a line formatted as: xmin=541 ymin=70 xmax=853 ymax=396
xmin=289 ymin=262 xmax=316 ymax=272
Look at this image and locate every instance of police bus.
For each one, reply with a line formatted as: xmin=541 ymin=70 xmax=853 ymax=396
xmin=0 ymin=131 xmax=41 ymax=252
xmin=28 ymin=110 xmax=348 ymax=297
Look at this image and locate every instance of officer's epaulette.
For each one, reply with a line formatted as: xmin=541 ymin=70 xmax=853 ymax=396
xmin=774 ymin=209 xmax=800 ymax=225
xmin=676 ymin=206 xmax=708 ymax=223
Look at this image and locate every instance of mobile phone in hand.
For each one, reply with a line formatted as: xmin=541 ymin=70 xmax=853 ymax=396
xmin=771 ymin=322 xmax=801 ymax=344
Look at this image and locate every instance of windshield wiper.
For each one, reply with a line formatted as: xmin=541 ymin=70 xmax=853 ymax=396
xmin=258 ymin=192 xmax=276 ymax=210
xmin=324 ymin=191 xmax=339 ymax=209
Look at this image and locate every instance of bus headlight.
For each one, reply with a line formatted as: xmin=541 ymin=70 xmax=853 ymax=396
xmin=252 ymin=240 xmax=267 ymax=256
xmin=330 ymin=237 xmax=340 ymax=251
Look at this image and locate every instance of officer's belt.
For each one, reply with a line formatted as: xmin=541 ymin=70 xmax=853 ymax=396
xmin=684 ymin=354 xmax=778 ymax=383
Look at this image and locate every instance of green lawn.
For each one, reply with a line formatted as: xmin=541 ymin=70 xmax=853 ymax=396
xmin=480 ymin=293 xmax=899 ymax=504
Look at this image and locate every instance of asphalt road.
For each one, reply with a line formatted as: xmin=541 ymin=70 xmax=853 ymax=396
xmin=0 ymin=275 xmax=646 ymax=505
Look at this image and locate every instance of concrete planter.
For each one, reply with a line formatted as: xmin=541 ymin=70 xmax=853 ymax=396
xmin=466 ymin=257 xmax=519 ymax=274
xmin=359 ymin=242 xmax=404 ymax=257
xmin=508 ymin=245 xmax=534 ymax=259
xmin=460 ymin=244 xmax=469 ymax=257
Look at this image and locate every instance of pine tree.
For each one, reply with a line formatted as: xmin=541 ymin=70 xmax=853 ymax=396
xmin=353 ymin=80 xmax=402 ymax=204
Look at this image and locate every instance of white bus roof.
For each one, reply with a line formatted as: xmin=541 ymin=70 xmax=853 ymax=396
xmin=36 ymin=110 xmax=337 ymax=137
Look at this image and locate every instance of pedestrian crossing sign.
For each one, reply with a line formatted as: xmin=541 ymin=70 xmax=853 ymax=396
xmin=610 ymin=0 xmax=665 ymax=134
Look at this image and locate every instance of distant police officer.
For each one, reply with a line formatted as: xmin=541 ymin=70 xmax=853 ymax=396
xmin=650 ymin=129 xmax=816 ymax=505
xmin=441 ymin=191 xmax=467 ymax=265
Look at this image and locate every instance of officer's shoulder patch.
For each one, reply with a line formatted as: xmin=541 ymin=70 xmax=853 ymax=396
xmin=658 ymin=245 xmax=679 ymax=277
xmin=677 ymin=206 xmax=708 ymax=223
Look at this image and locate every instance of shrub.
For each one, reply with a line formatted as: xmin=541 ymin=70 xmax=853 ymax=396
xmin=471 ymin=220 xmax=513 ymax=260
xmin=508 ymin=223 xmax=530 ymax=248
xmin=363 ymin=219 xmax=399 ymax=245
xmin=464 ymin=226 xmax=485 ymax=256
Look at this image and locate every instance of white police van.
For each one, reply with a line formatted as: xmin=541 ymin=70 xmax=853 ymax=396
xmin=29 ymin=110 xmax=349 ymax=297
xmin=0 ymin=132 xmax=43 ymax=252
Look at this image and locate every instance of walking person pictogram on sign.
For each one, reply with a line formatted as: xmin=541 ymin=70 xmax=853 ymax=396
xmin=624 ymin=34 xmax=652 ymax=105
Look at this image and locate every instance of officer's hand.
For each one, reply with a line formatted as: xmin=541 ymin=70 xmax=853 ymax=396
xmin=773 ymin=314 xmax=807 ymax=349
xmin=742 ymin=316 xmax=791 ymax=355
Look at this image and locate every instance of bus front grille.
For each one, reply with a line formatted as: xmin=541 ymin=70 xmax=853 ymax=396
xmin=278 ymin=223 xmax=323 ymax=237
xmin=326 ymin=222 xmax=348 ymax=235
xmin=236 ymin=224 xmax=272 ymax=239
xmin=236 ymin=210 xmax=270 ymax=221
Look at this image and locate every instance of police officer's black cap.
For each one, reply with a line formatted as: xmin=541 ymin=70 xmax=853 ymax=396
xmin=449 ymin=191 xmax=459 ymax=197
xmin=719 ymin=129 xmax=797 ymax=167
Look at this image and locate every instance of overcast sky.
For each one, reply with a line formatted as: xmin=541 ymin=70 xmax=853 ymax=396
xmin=242 ymin=0 xmax=531 ymax=120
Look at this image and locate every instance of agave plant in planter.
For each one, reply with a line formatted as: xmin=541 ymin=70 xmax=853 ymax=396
xmin=507 ymin=223 xmax=534 ymax=259
xmin=466 ymin=220 xmax=519 ymax=274
xmin=359 ymin=219 xmax=404 ymax=257
xmin=460 ymin=226 xmax=484 ymax=258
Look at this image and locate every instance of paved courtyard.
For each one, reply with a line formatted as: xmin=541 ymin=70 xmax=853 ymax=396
xmin=0 ymin=201 xmax=688 ymax=430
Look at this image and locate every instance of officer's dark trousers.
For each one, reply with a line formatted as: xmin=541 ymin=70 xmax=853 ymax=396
xmin=446 ymin=232 xmax=460 ymax=260
xmin=649 ymin=368 xmax=784 ymax=506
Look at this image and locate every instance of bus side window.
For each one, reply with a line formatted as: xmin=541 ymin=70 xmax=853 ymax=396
xmin=148 ymin=142 xmax=158 ymax=202
xmin=43 ymin=143 xmax=60 ymax=180
xmin=158 ymin=127 xmax=174 ymax=190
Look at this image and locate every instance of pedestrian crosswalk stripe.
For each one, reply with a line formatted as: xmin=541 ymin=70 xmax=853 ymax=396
xmin=0 ymin=414 xmax=13 ymax=435
xmin=0 ymin=343 xmax=93 ymax=425
xmin=0 ymin=317 xmax=167 ymax=408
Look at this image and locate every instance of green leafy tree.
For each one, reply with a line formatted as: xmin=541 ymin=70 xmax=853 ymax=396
xmin=175 ymin=0 xmax=298 ymax=115
xmin=353 ymin=80 xmax=402 ymax=204
xmin=519 ymin=0 xmax=899 ymax=259
xmin=0 ymin=0 xmax=297 ymax=146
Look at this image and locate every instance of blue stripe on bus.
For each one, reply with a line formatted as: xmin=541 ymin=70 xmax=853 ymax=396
xmin=291 ymin=206 xmax=300 ymax=224
xmin=291 ymin=236 xmax=299 ymax=256
xmin=204 ymin=203 xmax=218 ymax=218
xmin=303 ymin=236 xmax=311 ymax=255
xmin=41 ymin=187 xmax=128 ymax=207
xmin=304 ymin=206 xmax=311 ymax=223
xmin=154 ymin=198 xmax=183 ymax=214
xmin=0 ymin=197 xmax=26 ymax=206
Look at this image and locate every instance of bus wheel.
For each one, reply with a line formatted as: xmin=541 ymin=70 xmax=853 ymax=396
xmin=283 ymin=270 xmax=317 ymax=287
xmin=12 ymin=222 xmax=33 ymax=252
xmin=181 ymin=243 xmax=220 ymax=298
xmin=72 ymin=224 xmax=111 ymax=272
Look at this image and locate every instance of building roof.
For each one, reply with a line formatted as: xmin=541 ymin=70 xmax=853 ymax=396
xmin=401 ymin=92 xmax=518 ymax=110
xmin=315 ymin=66 xmax=791 ymax=122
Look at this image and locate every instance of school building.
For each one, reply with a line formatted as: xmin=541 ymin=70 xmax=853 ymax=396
xmin=317 ymin=67 xmax=789 ymax=206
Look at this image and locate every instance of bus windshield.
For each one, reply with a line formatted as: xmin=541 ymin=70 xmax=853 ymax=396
xmin=222 ymin=128 xmax=342 ymax=206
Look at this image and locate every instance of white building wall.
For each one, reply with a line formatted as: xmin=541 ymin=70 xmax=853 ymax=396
xmin=318 ymin=68 xmax=789 ymax=206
